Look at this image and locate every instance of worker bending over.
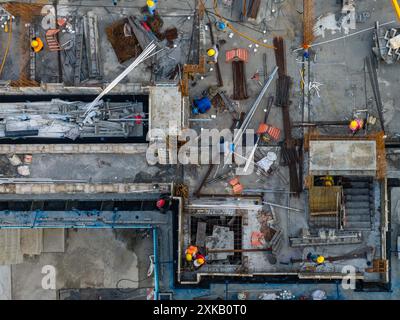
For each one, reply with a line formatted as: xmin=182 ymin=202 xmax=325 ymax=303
xmin=349 ymin=118 xmax=364 ymax=135
xmin=31 ymin=37 xmax=44 ymax=53
xmin=307 ymin=253 xmax=325 ymax=265
xmin=185 ymin=245 xmax=198 ymax=262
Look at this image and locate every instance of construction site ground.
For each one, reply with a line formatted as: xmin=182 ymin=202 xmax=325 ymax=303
xmin=0 ymin=0 xmax=399 ymax=300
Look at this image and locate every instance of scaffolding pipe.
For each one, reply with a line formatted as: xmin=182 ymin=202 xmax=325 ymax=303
xmin=232 ymin=66 xmax=278 ymax=146
xmin=262 ymin=201 xmax=302 ymax=212
xmin=153 ymin=227 xmax=160 ymax=300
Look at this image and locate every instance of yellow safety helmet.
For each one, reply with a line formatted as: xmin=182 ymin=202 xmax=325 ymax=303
xmin=324 ymin=180 xmax=333 ymax=187
xmin=31 ymin=40 xmax=39 ymax=48
xmin=186 ymin=253 xmax=193 ymax=262
xmin=349 ymin=120 xmax=359 ymax=131
xmin=207 ymin=48 xmax=216 ymax=57
xmin=147 ymin=0 xmax=155 ymax=7
xmin=316 ymin=255 xmax=325 ymax=264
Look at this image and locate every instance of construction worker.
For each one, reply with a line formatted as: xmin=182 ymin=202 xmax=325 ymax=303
xmin=156 ymin=196 xmax=169 ymax=213
xmin=31 ymin=37 xmax=44 ymax=53
xmin=185 ymin=245 xmax=199 ymax=261
xmin=307 ymin=253 xmax=325 ymax=265
xmin=186 ymin=253 xmax=193 ymax=262
xmin=193 ymin=253 xmax=206 ymax=269
xmin=316 ymin=255 xmax=325 ymax=264
xmin=349 ymin=118 xmax=364 ymax=134
xmin=147 ymin=0 xmax=157 ymax=15
xmin=207 ymin=45 xmax=219 ymax=64
xmin=216 ymin=21 xmax=227 ymax=32
xmin=321 ymin=175 xmax=334 ymax=187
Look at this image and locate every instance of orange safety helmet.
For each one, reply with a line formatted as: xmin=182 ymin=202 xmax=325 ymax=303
xmin=31 ymin=37 xmax=44 ymax=53
xmin=257 ymin=123 xmax=268 ymax=135
xmin=185 ymin=245 xmax=198 ymax=256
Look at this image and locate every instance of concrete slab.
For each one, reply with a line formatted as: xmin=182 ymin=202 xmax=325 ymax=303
xmin=149 ymin=86 xmax=184 ymax=139
xmin=0 ymin=229 xmax=23 ymax=265
xmin=20 ymin=229 xmax=43 ymax=255
xmin=42 ymin=229 xmax=65 ymax=253
xmin=11 ymin=229 xmax=141 ymax=300
xmin=309 ymin=140 xmax=376 ymax=174
xmin=0 ymin=266 xmax=11 ymax=300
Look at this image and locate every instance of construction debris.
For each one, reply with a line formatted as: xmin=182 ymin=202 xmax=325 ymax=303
xmin=106 ymin=18 xmax=143 ymax=63
xmin=373 ymin=23 xmax=400 ymax=64
xmin=0 ymin=0 xmax=396 ymax=300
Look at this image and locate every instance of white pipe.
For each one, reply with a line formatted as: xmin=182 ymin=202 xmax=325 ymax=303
xmin=262 ymin=201 xmax=302 ymax=212
xmin=82 ymin=42 xmax=158 ymax=125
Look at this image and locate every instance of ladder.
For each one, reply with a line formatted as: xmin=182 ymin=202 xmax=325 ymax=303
xmin=45 ymin=29 xmax=61 ymax=51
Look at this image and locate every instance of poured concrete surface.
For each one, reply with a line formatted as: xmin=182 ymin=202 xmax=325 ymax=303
xmin=28 ymin=153 xmax=175 ymax=183
xmin=0 ymin=0 xmax=397 ymax=300
xmin=149 ymin=86 xmax=184 ymax=139
xmin=309 ymin=140 xmax=377 ymax=174
xmin=0 ymin=266 xmax=11 ymax=300
xmin=11 ymin=229 xmax=153 ymax=300
xmin=42 ymin=229 xmax=65 ymax=253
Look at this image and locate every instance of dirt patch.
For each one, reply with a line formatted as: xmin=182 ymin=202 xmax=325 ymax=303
xmin=105 ymin=19 xmax=142 ymax=64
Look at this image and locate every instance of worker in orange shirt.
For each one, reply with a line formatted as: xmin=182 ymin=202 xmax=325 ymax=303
xmin=185 ymin=245 xmax=199 ymax=262
xmin=31 ymin=37 xmax=44 ymax=53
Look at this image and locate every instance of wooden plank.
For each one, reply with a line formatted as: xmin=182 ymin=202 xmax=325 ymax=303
xmin=195 ymin=222 xmax=207 ymax=247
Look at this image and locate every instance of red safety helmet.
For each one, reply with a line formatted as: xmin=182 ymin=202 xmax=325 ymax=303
xmin=156 ymin=198 xmax=166 ymax=208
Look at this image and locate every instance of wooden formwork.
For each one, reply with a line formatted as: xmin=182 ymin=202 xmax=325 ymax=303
xmin=303 ymin=0 xmax=315 ymax=48
xmin=2 ymin=2 xmax=42 ymax=23
xmin=304 ymin=130 xmax=387 ymax=180
xmin=180 ymin=56 xmax=206 ymax=96
xmin=309 ymin=186 xmax=342 ymax=216
xmin=3 ymin=2 xmax=42 ymax=87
